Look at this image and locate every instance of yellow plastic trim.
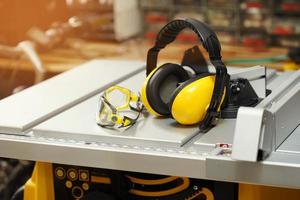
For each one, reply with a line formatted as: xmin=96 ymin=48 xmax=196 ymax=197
xmin=126 ymin=175 xmax=178 ymax=185
xmin=24 ymin=162 xmax=55 ymax=200
xmin=129 ymin=177 xmax=190 ymax=197
xmin=141 ymin=66 xmax=162 ymax=116
xmin=123 ymin=118 xmax=132 ymax=127
xmin=91 ymin=176 xmax=111 ymax=184
xmin=239 ymin=184 xmax=300 ymax=200
xmin=90 ymin=175 xmax=189 ymax=197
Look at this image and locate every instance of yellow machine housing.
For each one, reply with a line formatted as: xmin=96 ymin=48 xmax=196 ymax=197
xmin=24 ymin=162 xmax=54 ymax=200
xmin=23 ymin=162 xmax=300 ymax=200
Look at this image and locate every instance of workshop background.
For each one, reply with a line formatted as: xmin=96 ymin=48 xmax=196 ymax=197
xmin=0 ymin=0 xmax=300 ymax=200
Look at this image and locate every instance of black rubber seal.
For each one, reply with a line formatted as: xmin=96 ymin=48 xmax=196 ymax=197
xmin=146 ymin=63 xmax=189 ymax=115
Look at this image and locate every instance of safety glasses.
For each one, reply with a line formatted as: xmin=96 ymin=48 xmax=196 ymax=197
xmin=96 ymin=86 xmax=144 ymax=129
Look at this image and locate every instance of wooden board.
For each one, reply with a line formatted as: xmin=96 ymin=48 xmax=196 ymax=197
xmin=0 ymin=39 xmax=289 ymax=72
xmin=0 ymin=39 xmax=289 ymax=98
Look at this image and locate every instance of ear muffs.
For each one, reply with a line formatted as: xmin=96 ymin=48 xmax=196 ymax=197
xmin=169 ymin=73 xmax=217 ymax=125
xmin=143 ymin=18 xmax=228 ymax=130
xmin=141 ymin=63 xmax=190 ymax=116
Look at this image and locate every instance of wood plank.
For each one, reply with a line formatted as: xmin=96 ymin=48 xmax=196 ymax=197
xmin=0 ymin=40 xmax=288 ymax=73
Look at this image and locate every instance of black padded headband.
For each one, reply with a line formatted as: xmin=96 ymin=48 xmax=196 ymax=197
xmin=147 ymin=18 xmax=222 ymax=75
xmin=146 ymin=18 xmax=228 ymax=132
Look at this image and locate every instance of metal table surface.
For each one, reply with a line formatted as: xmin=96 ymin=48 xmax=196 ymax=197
xmin=0 ymin=60 xmax=299 ymax=189
xmin=278 ymin=124 xmax=300 ymax=154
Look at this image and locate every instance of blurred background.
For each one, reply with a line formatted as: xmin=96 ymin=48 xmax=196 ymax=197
xmin=0 ymin=0 xmax=299 ymax=100
xmin=141 ymin=0 xmax=300 ymax=47
xmin=0 ymin=1 xmax=300 ymax=199
xmin=1 ymin=0 xmax=300 ymax=47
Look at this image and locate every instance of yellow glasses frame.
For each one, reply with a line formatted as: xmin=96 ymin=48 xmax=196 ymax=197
xmin=97 ymin=85 xmax=143 ymax=128
xmin=103 ymin=85 xmax=139 ymax=110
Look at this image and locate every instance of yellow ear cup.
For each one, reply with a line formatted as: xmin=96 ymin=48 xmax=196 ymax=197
xmin=170 ymin=75 xmax=225 ymax=125
xmin=141 ymin=66 xmax=162 ymax=116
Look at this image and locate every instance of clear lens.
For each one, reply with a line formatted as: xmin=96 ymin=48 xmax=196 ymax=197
xmin=97 ymin=86 xmax=144 ymax=128
xmin=97 ymin=98 xmax=115 ymax=126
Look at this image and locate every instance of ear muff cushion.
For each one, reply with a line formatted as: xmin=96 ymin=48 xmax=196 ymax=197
xmin=146 ymin=63 xmax=190 ymax=116
xmin=169 ymin=73 xmax=216 ymax=125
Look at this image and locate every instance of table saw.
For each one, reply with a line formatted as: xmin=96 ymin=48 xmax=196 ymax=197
xmin=0 ymin=60 xmax=299 ymax=199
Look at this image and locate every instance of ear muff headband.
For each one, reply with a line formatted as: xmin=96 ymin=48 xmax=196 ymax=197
xmin=146 ymin=18 xmax=228 ymax=131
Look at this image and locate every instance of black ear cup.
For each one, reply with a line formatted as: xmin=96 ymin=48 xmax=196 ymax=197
xmin=146 ymin=63 xmax=190 ymax=116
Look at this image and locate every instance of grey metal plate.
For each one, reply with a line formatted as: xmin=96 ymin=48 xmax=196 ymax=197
xmin=0 ymin=60 xmax=144 ymax=134
xmin=0 ymin=133 xmax=208 ymax=178
xmin=193 ymin=119 xmax=236 ymax=147
xmin=32 ymin=71 xmax=201 ymax=147
xmin=267 ymin=71 xmax=296 ymax=91
xmin=206 ymin=151 xmax=300 ymax=189
xmin=272 ymin=82 xmax=300 ymax=148
xmin=277 ymin=124 xmax=300 ymax=154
